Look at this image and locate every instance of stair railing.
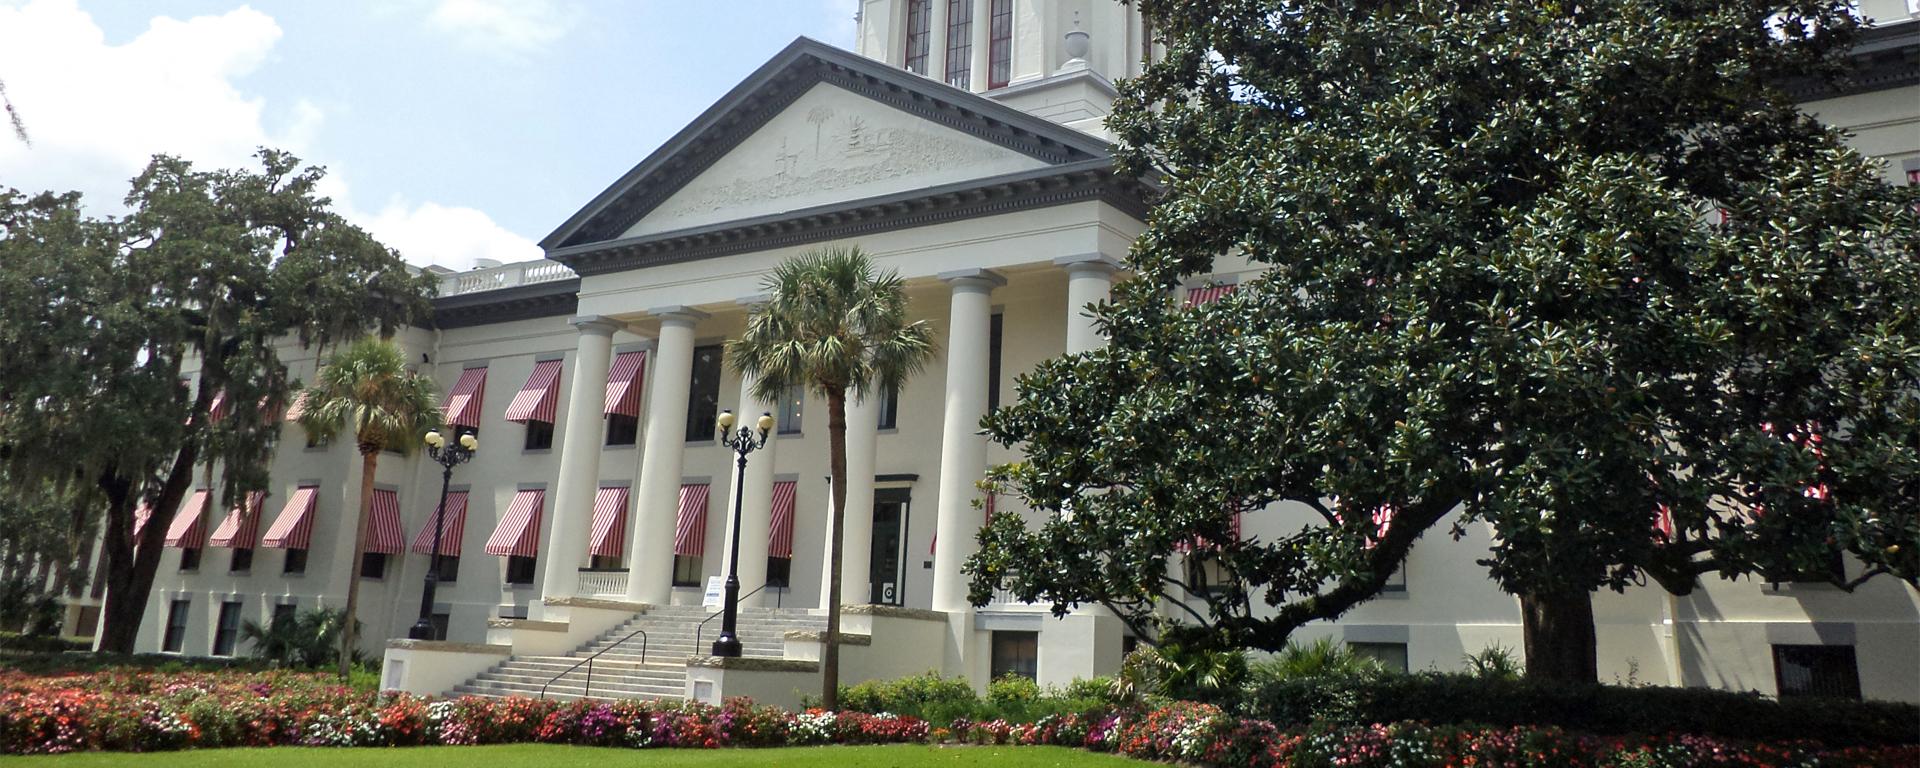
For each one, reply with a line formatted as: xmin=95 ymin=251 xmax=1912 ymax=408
xmin=538 ymin=627 xmax=648 ymax=701
xmin=694 ymin=583 xmax=768 ymax=651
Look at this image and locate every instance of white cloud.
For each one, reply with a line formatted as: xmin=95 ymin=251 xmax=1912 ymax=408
xmin=426 ymin=0 xmax=575 ymax=55
xmin=0 ymin=0 xmax=539 ymax=270
xmin=363 ymin=199 xmax=542 ymax=271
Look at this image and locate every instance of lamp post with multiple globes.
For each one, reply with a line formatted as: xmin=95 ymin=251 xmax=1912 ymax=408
xmin=409 ymin=429 xmax=477 ymax=641
xmin=712 ymin=409 xmax=774 ymax=657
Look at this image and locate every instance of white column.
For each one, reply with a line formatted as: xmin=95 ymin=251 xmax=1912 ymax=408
xmin=539 ymin=316 xmax=620 ymax=605
xmin=929 ymin=0 xmax=950 ymax=82
xmin=930 ymin=268 xmax=1003 ymax=613
xmin=626 ymin=306 xmax=708 ymax=605
xmin=725 ymin=367 xmax=777 ymax=608
xmin=970 ymin=0 xmax=991 ymax=90
xmin=822 ymin=389 xmax=879 ymax=608
xmin=1055 ymin=254 xmax=1120 ymax=354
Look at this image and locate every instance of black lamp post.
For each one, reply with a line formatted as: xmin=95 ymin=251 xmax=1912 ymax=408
xmin=712 ymin=408 xmax=773 ymax=657
xmin=409 ymin=429 xmax=477 ymax=640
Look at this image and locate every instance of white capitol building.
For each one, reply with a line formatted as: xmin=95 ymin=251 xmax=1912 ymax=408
xmin=57 ymin=1 xmax=1920 ymax=705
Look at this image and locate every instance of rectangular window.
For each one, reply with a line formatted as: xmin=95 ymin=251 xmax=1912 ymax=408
xmin=672 ymin=554 xmax=703 ymax=587
xmin=178 ymin=547 xmax=201 ymax=572
xmin=282 ymin=548 xmax=308 ymax=575
xmin=1382 ymin=561 xmax=1407 ymax=593
xmin=271 ymin=602 xmax=296 ymax=629
xmin=523 ymin=419 xmax=555 ymax=451
xmin=1184 ymin=554 xmax=1227 ymax=595
xmin=229 ymin=547 xmax=253 ymax=574
xmin=988 ymin=0 xmax=1013 ymax=88
xmin=305 ymin=433 xmax=329 ymax=449
xmin=944 ymin=0 xmax=972 ymax=88
xmin=1349 ymin=641 xmax=1410 ymax=673
xmin=589 ymin=554 xmax=624 ymax=571
xmin=777 ymin=383 xmax=804 ymax=434
xmin=685 ymin=344 xmax=724 ymax=442
xmin=990 ymin=630 xmax=1039 ymax=681
xmin=212 ymin=601 xmax=242 ymax=657
xmin=606 ymin=413 xmax=640 ymax=446
xmin=877 ymin=380 xmax=899 ymax=430
xmin=1770 ymin=551 xmax=1846 ymax=586
xmin=505 ymin=554 xmax=537 ymax=585
xmin=1773 ymin=645 xmax=1861 ymax=700
xmin=359 ymin=552 xmax=388 ymax=580
xmin=162 ymin=600 xmax=190 ymax=653
xmin=766 ymin=556 xmax=792 ymax=588
xmin=987 ymin=311 xmax=1004 ymax=411
xmin=429 ymin=612 xmax=451 ymax=641
xmin=903 ymin=0 xmax=932 ymax=74
xmin=434 ymin=554 xmax=461 ymax=583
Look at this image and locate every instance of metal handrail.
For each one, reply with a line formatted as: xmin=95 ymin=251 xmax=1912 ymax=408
xmin=538 ymin=627 xmax=647 ymax=701
xmin=694 ymin=583 xmax=768 ymax=651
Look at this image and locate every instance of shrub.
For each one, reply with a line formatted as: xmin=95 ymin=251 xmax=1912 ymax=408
xmin=831 ymin=671 xmax=978 ymax=721
xmin=1233 ymin=671 xmax=1920 ymax=747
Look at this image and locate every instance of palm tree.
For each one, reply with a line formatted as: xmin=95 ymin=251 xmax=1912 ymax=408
xmin=296 ymin=337 xmax=441 ymax=677
xmin=729 ymin=245 xmax=935 ymax=709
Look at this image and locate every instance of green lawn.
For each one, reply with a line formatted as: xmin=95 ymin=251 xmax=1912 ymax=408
xmin=0 ymin=744 xmax=1145 ymax=767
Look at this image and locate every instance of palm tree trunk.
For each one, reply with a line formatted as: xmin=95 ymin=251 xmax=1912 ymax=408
xmin=340 ymin=448 xmax=378 ymax=678
xmin=821 ymin=386 xmax=849 ymax=710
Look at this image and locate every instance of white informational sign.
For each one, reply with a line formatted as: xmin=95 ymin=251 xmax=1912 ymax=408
xmin=703 ymin=576 xmax=725 ymax=608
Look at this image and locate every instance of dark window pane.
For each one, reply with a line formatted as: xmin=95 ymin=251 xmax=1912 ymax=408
xmin=766 ymin=557 xmax=792 ymax=588
xmin=877 ymin=381 xmax=899 ymax=430
xmin=1349 ymin=642 xmax=1410 ymax=673
xmin=987 ymin=312 xmax=1003 ymax=411
xmin=606 ymin=413 xmax=639 ymax=446
xmin=505 ymin=555 xmax=537 ymax=585
xmin=283 ymin=548 xmax=308 ymax=575
xmin=434 ymin=554 xmax=460 ymax=582
xmin=229 ymin=547 xmax=253 ymax=574
xmin=988 ymin=0 xmax=1013 ymax=88
xmin=178 ymin=548 xmax=201 ymax=572
xmin=685 ymin=345 xmax=724 ymax=443
xmin=991 ymin=630 xmax=1038 ymax=681
xmin=163 ymin=600 xmax=190 ymax=653
xmin=360 ymin=552 xmax=388 ymax=580
xmin=944 ymin=0 xmax=972 ymax=88
xmin=904 ymin=0 xmax=931 ymax=74
xmin=524 ymin=420 xmax=554 ymax=451
xmin=429 ymin=612 xmax=450 ymax=641
xmin=778 ymin=383 xmax=804 ymax=434
xmin=212 ymin=601 xmax=242 ymax=657
xmin=672 ymin=555 xmax=703 ymax=587
xmin=1774 ymin=645 xmax=1861 ymax=700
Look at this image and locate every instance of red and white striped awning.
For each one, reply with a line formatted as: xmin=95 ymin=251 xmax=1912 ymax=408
xmin=589 ymin=486 xmax=629 ymax=558
xmin=209 ymin=491 xmax=265 ymax=548
xmin=410 ymin=491 xmax=468 ymax=556
xmin=485 ymin=489 xmax=545 ymax=557
xmin=262 ymin=486 xmax=319 ymax=549
xmin=366 ymin=489 xmax=405 ymax=554
xmin=769 ymin=481 xmax=797 ymax=558
xmin=604 ymin=351 xmax=647 ymax=416
xmin=1185 ymin=283 xmax=1237 ymax=306
xmin=504 ymin=360 xmax=563 ymax=424
xmin=283 ymin=391 xmax=308 ymax=422
xmin=673 ymin=484 xmax=709 ymax=556
xmin=442 ymin=367 xmax=489 ymax=429
xmin=131 ymin=501 xmax=153 ymax=541
xmin=165 ymin=490 xmax=211 ymax=548
xmin=207 ymin=390 xmax=230 ymax=424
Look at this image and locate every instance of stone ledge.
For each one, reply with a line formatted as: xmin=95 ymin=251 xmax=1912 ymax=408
xmin=385 ymin=639 xmax=512 ymax=656
xmin=686 ymin=656 xmax=820 ymax=672
xmin=841 ymin=604 xmax=947 ymax=622
xmin=487 ymin=618 xmax=567 ymax=632
xmin=783 ymin=630 xmax=873 ymax=645
xmin=544 ymin=596 xmax=651 ymax=612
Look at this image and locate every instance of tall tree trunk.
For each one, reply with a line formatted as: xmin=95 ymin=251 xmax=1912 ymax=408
xmin=821 ymin=387 xmax=849 ymax=710
xmin=1520 ymin=590 xmax=1599 ymax=684
xmin=340 ymin=448 xmax=378 ymax=678
xmin=98 ymin=444 xmax=198 ymax=654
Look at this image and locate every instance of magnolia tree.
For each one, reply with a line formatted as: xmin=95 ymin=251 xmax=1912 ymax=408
xmin=967 ymin=0 xmax=1919 ymax=681
xmin=0 ymin=151 xmax=433 ymax=653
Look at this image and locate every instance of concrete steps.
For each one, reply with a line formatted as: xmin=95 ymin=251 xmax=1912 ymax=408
xmin=453 ymin=604 xmax=825 ymax=702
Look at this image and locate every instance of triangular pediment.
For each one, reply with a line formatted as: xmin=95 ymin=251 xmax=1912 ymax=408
xmin=542 ymin=37 xmax=1113 ymax=252
xmin=621 ymin=82 xmax=1050 ymax=238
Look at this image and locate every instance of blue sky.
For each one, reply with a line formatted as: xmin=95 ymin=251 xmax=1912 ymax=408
xmin=0 ymin=0 xmax=857 ymax=268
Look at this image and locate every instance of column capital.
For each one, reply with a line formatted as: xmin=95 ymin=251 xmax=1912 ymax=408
xmin=570 ymin=315 xmax=624 ymax=336
xmin=939 ymin=268 xmax=1007 ymax=292
xmin=646 ymin=305 xmax=712 ymax=326
xmin=1053 ymin=253 xmax=1123 ymax=277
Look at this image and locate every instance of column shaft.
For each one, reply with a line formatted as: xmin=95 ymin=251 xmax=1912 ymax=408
xmin=930 ymin=270 xmax=1002 ymax=613
xmin=539 ymin=317 xmax=619 ymax=604
xmin=626 ymin=309 xmax=706 ymax=604
xmin=969 ymin=0 xmax=991 ymax=90
xmin=725 ymin=372 xmax=777 ymax=607
xmin=1060 ymin=257 xmax=1118 ymax=354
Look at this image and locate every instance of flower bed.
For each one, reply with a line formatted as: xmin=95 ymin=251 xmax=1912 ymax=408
xmin=2 ymin=670 xmax=1914 ymax=766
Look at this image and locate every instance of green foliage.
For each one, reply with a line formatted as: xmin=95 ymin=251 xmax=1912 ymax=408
xmin=1251 ymin=638 xmax=1384 ymax=681
xmin=0 ymin=632 xmax=87 ymax=654
xmin=1113 ymin=643 xmax=1248 ymax=705
xmin=971 ymin=0 xmax=1920 ymax=669
xmin=1463 ymin=644 xmax=1524 ymax=681
xmin=296 ymin=338 xmax=442 ymax=455
xmin=823 ymin=672 xmax=1115 ymax=724
xmin=238 ymin=607 xmax=358 ymax=670
xmin=0 ymin=579 xmax=62 ymax=637
xmin=1227 ymin=671 xmax=1919 ymax=747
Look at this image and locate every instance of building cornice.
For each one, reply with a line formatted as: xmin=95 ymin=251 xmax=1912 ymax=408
xmin=1782 ymin=20 xmax=1920 ymax=101
xmin=429 ymin=278 xmax=580 ymax=330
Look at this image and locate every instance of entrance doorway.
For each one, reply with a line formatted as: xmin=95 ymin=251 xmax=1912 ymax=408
xmin=870 ymin=488 xmax=911 ymax=605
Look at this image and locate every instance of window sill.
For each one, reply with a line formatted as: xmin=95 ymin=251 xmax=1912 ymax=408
xmin=522 ymin=448 xmax=554 ymax=455
xmin=684 ymin=440 xmax=717 ymax=448
xmin=777 ymin=431 xmax=803 ymax=439
xmin=604 ymin=442 xmax=638 ymax=450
